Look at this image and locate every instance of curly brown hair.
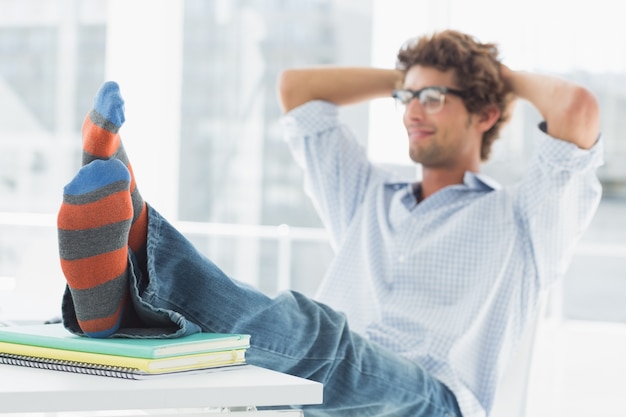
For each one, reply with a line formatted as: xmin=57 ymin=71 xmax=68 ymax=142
xmin=396 ymin=30 xmax=513 ymax=161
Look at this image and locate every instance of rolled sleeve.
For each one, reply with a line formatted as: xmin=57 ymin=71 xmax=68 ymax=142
xmin=280 ymin=100 xmax=341 ymax=141
xmin=537 ymin=129 xmax=604 ymax=173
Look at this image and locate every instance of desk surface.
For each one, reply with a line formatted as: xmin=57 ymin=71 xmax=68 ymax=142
xmin=0 ymin=364 xmax=323 ymax=413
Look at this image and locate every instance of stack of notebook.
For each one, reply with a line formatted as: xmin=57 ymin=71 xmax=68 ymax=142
xmin=0 ymin=323 xmax=250 ymax=379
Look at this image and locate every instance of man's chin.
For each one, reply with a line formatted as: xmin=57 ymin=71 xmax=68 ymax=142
xmin=409 ymin=149 xmax=429 ymax=165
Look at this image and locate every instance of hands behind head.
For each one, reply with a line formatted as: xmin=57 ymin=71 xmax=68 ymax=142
xmin=498 ymin=63 xmax=518 ymax=119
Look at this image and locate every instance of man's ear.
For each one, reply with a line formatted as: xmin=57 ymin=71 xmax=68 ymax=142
xmin=477 ymin=104 xmax=501 ymax=133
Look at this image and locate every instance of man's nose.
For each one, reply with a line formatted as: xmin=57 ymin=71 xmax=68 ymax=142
xmin=404 ymin=98 xmax=426 ymax=119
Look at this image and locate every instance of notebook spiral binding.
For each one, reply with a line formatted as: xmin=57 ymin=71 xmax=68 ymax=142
xmin=0 ymin=352 xmax=141 ymax=379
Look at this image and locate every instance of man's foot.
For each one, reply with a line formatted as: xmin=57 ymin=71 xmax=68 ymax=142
xmin=81 ymin=81 xmax=147 ymax=257
xmin=57 ymin=159 xmax=133 ymax=337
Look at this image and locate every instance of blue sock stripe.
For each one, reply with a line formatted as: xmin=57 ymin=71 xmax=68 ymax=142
xmin=63 ymin=159 xmax=130 ymax=196
xmin=63 ymin=180 xmax=129 ymax=205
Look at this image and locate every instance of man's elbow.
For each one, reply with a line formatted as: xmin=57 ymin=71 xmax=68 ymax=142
xmin=568 ymin=87 xmax=600 ymax=148
xmin=550 ymin=86 xmax=600 ymax=149
xmin=569 ymin=86 xmax=599 ymax=124
xmin=277 ymin=69 xmax=305 ymax=114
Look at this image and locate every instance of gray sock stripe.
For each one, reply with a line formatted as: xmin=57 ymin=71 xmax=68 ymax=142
xmin=90 ymin=109 xmax=120 ymax=134
xmin=81 ymin=145 xmax=129 ymax=166
xmin=131 ymin=188 xmax=144 ymax=223
xmin=58 ymin=220 xmax=131 ymax=261
xmin=63 ymin=180 xmax=129 ymax=205
xmin=70 ymin=272 xmax=129 ymax=321
xmin=115 ymin=143 xmax=130 ymax=166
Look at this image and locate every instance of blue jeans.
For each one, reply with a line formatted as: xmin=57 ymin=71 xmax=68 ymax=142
xmin=62 ymin=206 xmax=461 ymax=417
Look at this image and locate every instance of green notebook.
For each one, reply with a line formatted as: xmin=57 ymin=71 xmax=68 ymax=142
xmin=0 ymin=323 xmax=250 ymax=359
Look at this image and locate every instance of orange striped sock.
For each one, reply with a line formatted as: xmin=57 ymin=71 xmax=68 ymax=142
xmin=58 ymin=159 xmax=133 ymax=338
xmin=81 ymin=81 xmax=148 ymax=260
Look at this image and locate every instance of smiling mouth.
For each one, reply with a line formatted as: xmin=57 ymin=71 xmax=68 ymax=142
xmin=408 ymin=127 xmax=435 ymax=140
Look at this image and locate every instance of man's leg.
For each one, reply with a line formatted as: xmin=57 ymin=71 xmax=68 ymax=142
xmin=141 ymin=207 xmax=461 ymax=417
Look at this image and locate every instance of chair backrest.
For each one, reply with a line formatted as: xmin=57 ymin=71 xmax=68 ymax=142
xmin=489 ymin=297 xmax=547 ymax=417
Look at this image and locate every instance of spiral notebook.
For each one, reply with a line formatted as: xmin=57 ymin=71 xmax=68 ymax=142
xmin=0 ymin=324 xmax=250 ymax=379
xmin=0 ymin=351 xmax=246 ymax=379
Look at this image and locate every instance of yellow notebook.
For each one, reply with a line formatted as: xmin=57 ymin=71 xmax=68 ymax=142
xmin=0 ymin=342 xmax=246 ymax=379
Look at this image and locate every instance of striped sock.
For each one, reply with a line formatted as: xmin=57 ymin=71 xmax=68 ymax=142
xmin=58 ymin=159 xmax=133 ymax=338
xmin=81 ymin=81 xmax=148 ymax=261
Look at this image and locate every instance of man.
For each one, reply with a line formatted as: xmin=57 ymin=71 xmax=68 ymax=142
xmin=58 ymin=30 xmax=602 ymax=417
xmin=276 ymin=30 xmax=602 ymax=416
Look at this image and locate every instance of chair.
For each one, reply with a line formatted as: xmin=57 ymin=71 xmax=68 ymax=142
xmin=489 ymin=296 xmax=548 ymax=417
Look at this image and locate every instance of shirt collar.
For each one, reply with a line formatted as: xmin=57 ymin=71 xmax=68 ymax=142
xmin=463 ymin=171 xmax=501 ymax=191
xmin=384 ymin=171 xmax=500 ymax=192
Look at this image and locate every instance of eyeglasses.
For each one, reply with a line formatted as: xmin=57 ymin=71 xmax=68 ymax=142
xmin=391 ymin=86 xmax=466 ymax=114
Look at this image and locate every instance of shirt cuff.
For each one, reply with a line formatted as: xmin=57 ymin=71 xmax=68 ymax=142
xmin=537 ymin=125 xmax=604 ymax=172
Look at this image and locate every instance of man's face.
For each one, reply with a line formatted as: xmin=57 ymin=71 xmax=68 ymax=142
xmin=402 ymin=65 xmax=481 ymax=169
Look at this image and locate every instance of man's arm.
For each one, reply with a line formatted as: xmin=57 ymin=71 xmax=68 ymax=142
xmin=501 ymin=65 xmax=600 ymax=149
xmin=277 ymin=67 xmax=403 ymax=113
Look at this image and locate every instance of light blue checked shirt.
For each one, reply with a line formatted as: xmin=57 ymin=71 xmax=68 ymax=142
xmin=281 ymin=100 xmax=603 ymax=417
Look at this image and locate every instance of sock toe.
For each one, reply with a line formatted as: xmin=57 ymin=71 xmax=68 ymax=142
xmin=93 ymin=81 xmax=125 ymax=128
xmin=63 ymin=159 xmax=131 ymax=197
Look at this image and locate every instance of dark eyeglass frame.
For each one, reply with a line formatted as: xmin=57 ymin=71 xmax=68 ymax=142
xmin=391 ymin=86 xmax=467 ymax=113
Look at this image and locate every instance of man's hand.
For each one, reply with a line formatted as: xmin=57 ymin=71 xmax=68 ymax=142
xmin=500 ymin=64 xmax=600 ymax=149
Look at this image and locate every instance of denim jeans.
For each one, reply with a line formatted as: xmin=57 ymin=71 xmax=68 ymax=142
xmin=62 ymin=205 xmax=461 ymax=417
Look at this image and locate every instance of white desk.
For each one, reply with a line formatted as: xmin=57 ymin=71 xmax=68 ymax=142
xmin=0 ymin=364 xmax=323 ymax=415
